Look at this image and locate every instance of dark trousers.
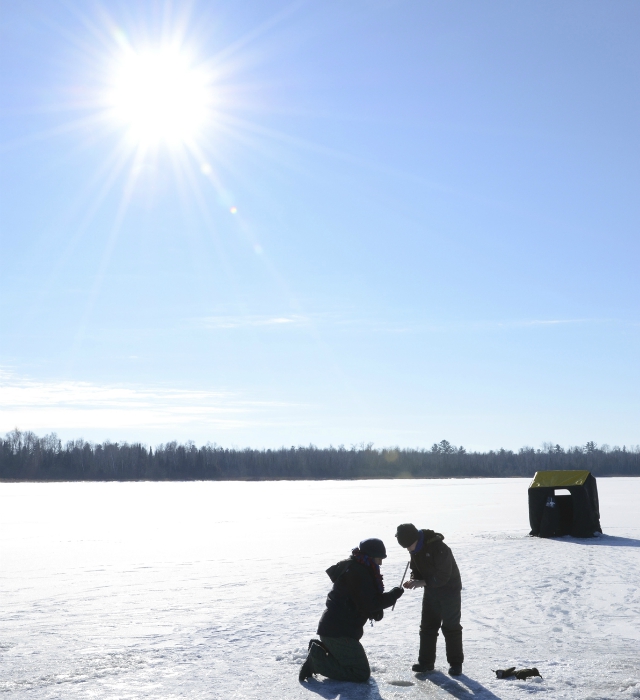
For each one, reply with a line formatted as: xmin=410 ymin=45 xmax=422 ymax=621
xmin=419 ymin=588 xmax=463 ymax=666
xmin=310 ymin=636 xmax=371 ymax=683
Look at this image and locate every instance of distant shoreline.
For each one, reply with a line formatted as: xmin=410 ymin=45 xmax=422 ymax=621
xmin=2 ymin=475 xmax=639 ymax=484
xmin=2 ymin=431 xmax=639 ymax=481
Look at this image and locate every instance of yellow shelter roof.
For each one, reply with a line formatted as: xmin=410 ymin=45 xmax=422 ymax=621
xmin=529 ymin=470 xmax=591 ymax=489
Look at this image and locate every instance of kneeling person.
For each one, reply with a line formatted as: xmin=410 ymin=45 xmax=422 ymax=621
xmin=299 ymin=538 xmax=403 ymax=683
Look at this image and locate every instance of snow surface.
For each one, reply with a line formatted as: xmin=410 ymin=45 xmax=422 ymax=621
xmin=1 ymin=478 xmax=639 ymax=699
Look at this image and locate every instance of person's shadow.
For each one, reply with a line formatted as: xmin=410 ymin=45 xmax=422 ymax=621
xmin=302 ymin=677 xmax=384 ymax=699
xmin=414 ymin=670 xmax=503 ymax=699
xmin=302 ymin=673 xmax=504 ymax=699
xmin=548 ymin=534 xmax=640 ymax=548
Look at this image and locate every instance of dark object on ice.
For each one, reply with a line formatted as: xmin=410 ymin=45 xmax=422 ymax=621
xmin=395 ymin=523 xmax=420 ymax=547
xmin=412 ymin=662 xmax=434 ymax=672
xmin=528 ymin=470 xmax=602 ymax=538
xmin=448 ymin=664 xmax=462 ymax=676
xmin=515 ymin=667 xmax=541 ymax=680
xmin=493 ymin=667 xmax=542 ymax=680
xmin=358 ymin=538 xmax=387 ymax=559
xmin=494 ymin=667 xmax=516 ymax=678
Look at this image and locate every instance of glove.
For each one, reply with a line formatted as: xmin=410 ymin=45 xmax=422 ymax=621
xmin=391 ymin=586 xmax=404 ymax=599
xmin=514 ymin=668 xmax=541 ymax=680
xmin=371 ymin=610 xmax=383 ymax=622
xmin=494 ymin=667 xmax=516 ymax=679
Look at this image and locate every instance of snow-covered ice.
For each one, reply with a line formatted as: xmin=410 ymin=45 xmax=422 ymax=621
xmin=1 ymin=477 xmax=639 ymax=699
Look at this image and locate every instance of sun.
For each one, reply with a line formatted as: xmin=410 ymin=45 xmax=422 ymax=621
xmin=108 ymin=47 xmax=211 ymax=149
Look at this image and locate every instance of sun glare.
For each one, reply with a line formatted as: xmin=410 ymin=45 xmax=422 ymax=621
xmin=108 ymin=48 xmax=211 ymax=148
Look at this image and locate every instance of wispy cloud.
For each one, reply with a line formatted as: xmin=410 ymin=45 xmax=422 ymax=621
xmin=194 ymin=314 xmax=310 ymax=329
xmin=497 ymin=319 xmax=589 ymax=327
xmin=190 ymin=313 xmax=619 ymax=336
xmin=331 ymin=316 xmax=598 ymax=333
xmin=0 ymin=369 xmax=295 ymax=437
xmin=472 ymin=318 xmax=593 ymax=330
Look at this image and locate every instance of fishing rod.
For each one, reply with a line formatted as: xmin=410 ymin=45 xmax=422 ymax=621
xmin=392 ymin=560 xmax=410 ymax=611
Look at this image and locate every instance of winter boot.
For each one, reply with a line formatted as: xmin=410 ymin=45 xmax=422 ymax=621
xmin=299 ymin=642 xmax=318 ymax=682
xmin=298 ymin=655 xmax=314 ymax=682
xmin=412 ymin=663 xmax=435 ymax=672
xmin=448 ymin=664 xmax=462 ymax=676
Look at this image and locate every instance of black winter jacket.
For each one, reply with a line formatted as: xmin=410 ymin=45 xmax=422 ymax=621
xmin=409 ymin=530 xmax=462 ymax=593
xmin=317 ymin=557 xmax=402 ymax=640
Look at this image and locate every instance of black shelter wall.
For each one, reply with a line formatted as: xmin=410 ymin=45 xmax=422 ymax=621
xmin=568 ymin=487 xmax=592 ymax=537
xmin=570 ymin=475 xmax=602 ymax=536
xmin=528 ymin=488 xmax=551 ymax=535
xmin=585 ymin=474 xmax=601 ymax=530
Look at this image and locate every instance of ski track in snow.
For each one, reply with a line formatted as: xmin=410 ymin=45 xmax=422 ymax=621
xmin=1 ymin=478 xmax=639 ymax=699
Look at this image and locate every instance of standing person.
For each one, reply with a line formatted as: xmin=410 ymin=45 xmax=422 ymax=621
xmin=299 ymin=538 xmax=404 ymax=684
xmin=395 ymin=523 xmax=463 ymax=676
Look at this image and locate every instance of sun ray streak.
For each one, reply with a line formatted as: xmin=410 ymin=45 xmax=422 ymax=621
xmin=65 ymin=146 xmax=147 ymax=374
xmin=18 ymin=142 xmax=138 ymax=339
xmin=0 ymin=114 xmax=114 ymax=155
xmin=208 ymin=0 xmax=307 ymax=66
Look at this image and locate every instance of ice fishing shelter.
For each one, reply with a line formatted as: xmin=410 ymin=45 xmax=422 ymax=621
xmin=528 ymin=470 xmax=602 ymax=538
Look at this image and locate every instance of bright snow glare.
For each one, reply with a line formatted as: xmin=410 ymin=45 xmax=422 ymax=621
xmin=1 ymin=478 xmax=639 ymax=698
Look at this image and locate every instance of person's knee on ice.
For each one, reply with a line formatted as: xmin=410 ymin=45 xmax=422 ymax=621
xmin=353 ymin=666 xmax=371 ymax=683
xmin=309 ymin=642 xmax=327 ymax=665
xmin=300 ymin=537 xmax=403 ymax=683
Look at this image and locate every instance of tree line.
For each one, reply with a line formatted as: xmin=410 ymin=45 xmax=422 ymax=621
xmin=1 ymin=431 xmax=639 ymax=481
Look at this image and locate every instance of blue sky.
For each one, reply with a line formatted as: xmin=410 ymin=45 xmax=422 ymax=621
xmin=1 ymin=0 xmax=639 ymax=450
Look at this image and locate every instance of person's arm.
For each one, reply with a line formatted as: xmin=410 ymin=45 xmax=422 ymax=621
xmin=405 ymin=554 xmax=425 ymax=589
xmin=348 ymin=568 xmax=402 ymax=617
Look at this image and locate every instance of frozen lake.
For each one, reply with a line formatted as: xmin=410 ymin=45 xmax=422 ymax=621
xmin=1 ymin=478 xmax=639 ymax=699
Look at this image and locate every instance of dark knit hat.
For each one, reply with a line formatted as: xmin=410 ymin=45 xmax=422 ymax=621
xmin=358 ymin=538 xmax=387 ymax=559
xmin=395 ymin=523 xmax=420 ymax=548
